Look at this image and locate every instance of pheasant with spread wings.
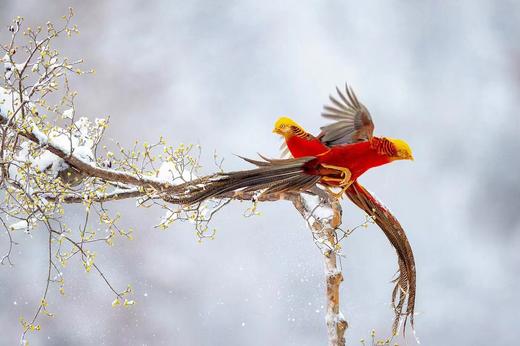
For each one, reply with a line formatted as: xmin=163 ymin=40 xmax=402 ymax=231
xmin=177 ymin=86 xmax=413 ymax=204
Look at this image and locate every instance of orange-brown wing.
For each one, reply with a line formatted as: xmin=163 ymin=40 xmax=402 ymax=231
xmin=318 ymin=84 xmax=374 ymax=146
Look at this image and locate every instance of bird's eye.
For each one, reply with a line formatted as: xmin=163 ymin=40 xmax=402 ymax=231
xmin=280 ymin=124 xmax=285 ymax=128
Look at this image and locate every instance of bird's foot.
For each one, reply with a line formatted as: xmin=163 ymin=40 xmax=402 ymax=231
xmin=320 ymin=164 xmax=352 ymax=185
xmin=320 ymin=164 xmax=352 ymax=199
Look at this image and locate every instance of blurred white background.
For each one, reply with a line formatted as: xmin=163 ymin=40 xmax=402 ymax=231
xmin=1 ymin=1 xmax=519 ymax=345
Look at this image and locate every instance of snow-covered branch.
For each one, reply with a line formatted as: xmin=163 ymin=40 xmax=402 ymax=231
xmin=291 ymin=187 xmax=348 ymax=346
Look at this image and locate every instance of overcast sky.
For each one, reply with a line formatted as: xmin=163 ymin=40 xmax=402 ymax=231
xmin=1 ymin=1 xmax=519 ymax=345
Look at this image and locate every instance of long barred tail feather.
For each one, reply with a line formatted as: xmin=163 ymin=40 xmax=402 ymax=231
xmin=346 ymin=181 xmax=416 ymax=336
xmin=166 ymin=156 xmax=320 ymax=205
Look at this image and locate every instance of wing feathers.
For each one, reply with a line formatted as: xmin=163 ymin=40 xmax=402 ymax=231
xmin=319 ymin=84 xmax=375 ymax=146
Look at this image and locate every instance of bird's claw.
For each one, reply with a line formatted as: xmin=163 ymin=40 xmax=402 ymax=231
xmin=320 ymin=164 xmax=352 ymax=199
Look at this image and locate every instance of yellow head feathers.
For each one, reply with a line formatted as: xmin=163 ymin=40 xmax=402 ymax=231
xmin=273 ymin=117 xmax=306 ymax=138
xmin=387 ymin=138 xmax=414 ymax=161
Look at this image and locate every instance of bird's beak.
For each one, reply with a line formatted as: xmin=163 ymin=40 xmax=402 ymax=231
xmin=272 ymin=128 xmax=280 ymax=134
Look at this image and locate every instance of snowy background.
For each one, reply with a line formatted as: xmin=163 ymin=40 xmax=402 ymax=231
xmin=1 ymin=1 xmax=519 ymax=345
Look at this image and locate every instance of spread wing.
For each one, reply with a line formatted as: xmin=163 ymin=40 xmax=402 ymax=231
xmin=318 ymin=84 xmax=374 ymax=146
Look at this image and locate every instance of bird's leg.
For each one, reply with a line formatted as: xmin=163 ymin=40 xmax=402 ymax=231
xmin=321 ymin=164 xmax=352 ymax=186
xmin=320 ymin=164 xmax=352 ymax=199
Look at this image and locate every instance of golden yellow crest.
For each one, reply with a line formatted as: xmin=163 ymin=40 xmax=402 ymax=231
xmin=387 ymin=138 xmax=414 ymax=161
xmin=273 ymin=117 xmax=306 ymax=138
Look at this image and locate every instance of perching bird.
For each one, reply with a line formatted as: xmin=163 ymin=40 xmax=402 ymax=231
xmin=272 ymin=85 xmax=416 ymax=334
